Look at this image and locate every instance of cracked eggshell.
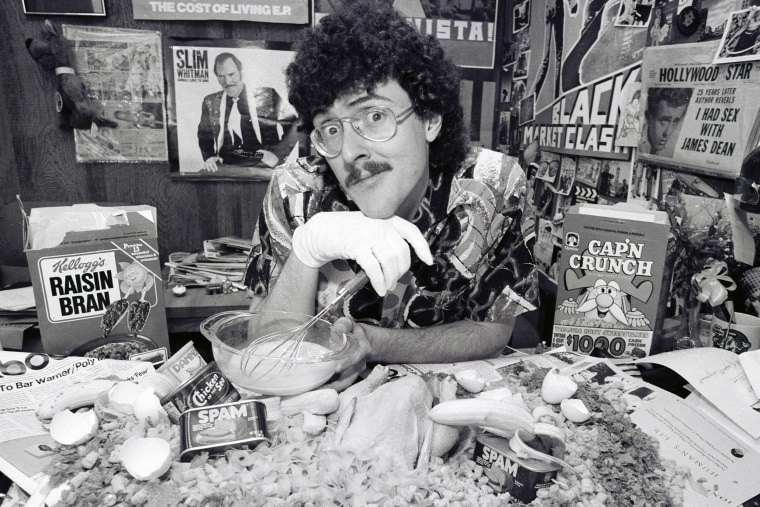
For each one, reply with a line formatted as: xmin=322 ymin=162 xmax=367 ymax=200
xmin=49 ymin=409 xmax=99 ymax=446
xmin=120 ymin=437 xmax=172 ymax=481
xmin=532 ymin=405 xmax=565 ymax=425
xmin=44 ymin=482 xmax=73 ymax=507
xmin=477 ymin=387 xmax=514 ymax=402
xmin=132 ymin=388 xmax=167 ymax=425
xmin=454 ymin=369 xmax=486 ymax=393
xmin=107 ymin=381 xmax=145 ymax=414
xmin=137 ymin=371 xmax=175 ymax=399
xmin=560 ymin=398 xmax=591 ymax=423
xmin=541 ymin=368 xmax=578 ymax=404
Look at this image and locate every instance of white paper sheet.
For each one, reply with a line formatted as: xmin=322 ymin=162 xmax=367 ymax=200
xmin=636 ymin=348 xmax=760 ymax=438
xmin=738 ymin=349 xmax=760 ymax=400
xmin=631 ymin=394 xmax=760 ymax=506
xmin=0 ymin=286 xmax=35 ymax=311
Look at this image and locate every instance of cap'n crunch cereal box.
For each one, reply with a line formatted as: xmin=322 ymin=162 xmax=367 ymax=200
xmin=551 ymin=204 xmax=674 ymax=359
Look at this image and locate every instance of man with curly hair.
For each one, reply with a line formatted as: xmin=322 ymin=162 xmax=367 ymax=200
xmin=244 ymin=0 xmax=537 ymax=387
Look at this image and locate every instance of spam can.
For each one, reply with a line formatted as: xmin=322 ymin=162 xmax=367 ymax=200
xmin=179 ymin=399 xmax=271 ymax=461
xmin=474 ymin=434 xmax=559 ymax=503
xmin=161 ymin=361 xmax=240 ymax=422
xmin=157 ymin=341 xmax=208 ymax=386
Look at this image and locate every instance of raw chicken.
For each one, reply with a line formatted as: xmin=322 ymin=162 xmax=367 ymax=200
xmin=333 ymin=375 xmax=433 ymax=469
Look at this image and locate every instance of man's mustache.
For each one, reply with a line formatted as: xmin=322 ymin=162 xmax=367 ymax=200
xmin=344 ymin=160 xmax=391 ymax=187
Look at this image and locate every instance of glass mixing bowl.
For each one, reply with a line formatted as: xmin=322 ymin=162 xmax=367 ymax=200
xmin=200 ymin=310 xmax=358 ymax=396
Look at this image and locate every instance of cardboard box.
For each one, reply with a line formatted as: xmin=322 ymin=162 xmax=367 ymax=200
xmin=24 ymin=204 xmax=169 ymax=359
xmin=551 ymin=204 xmax=674 ymax=358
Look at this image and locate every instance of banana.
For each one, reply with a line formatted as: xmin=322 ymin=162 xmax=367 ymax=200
xmin=36 ymin=379 xmax=117 ymax=421
xmin=428 ymin=398 xmax=535 ymax=438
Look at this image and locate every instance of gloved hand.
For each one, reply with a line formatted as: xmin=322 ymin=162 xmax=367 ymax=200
xmin=292 ymin=212 xmax=434 ymax=296
xmin=322 ymin=317 xmax=371 ymax=392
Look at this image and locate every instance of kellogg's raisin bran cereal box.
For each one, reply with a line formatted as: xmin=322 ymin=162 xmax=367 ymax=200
xmin=24 ymin=204 xmax=169 ymax=361
xmin=551 ymin=204 xmax=674 ymax=359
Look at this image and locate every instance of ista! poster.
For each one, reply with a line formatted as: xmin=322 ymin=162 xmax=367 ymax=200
xmin=313 ymin=0 xmax=498 ymax=69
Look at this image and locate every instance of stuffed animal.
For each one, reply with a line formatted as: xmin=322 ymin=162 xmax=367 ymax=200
xmin=26 ymin=20 xmax=118 ymax=130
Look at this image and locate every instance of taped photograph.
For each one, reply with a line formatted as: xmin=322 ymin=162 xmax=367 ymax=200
xmin=715 ymin=7 xmax=760 ymax=64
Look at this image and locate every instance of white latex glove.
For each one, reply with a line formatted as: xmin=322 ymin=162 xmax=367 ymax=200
xmin=292 ymin=212 xmax=434 ymax=296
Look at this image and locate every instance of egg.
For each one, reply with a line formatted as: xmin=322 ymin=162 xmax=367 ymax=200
xmin=132 ymin=387 xmax=167 ymax=425
xmin=561 ymin=398 xmax=592 ymax=423
xmin=454 ymin=369 xmax=486 ymax=393
xmin=137 ymin=371 xmax=176 ymax=399
xmin=541 ymin=368 xmax=578 ymax=404
xmin=532 ymin=405 xmax=564 ymax=425
xmin=120 ymin=437 xmax=173 ymax=481
xmin=49 ymin=409 xmax=99 ymax=446
xmin=107 ymin=381 xmax=145 ymax=414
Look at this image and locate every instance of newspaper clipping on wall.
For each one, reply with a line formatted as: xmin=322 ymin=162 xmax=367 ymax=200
xmin=62 ymin=25 xmax=167 ymax=163
xmin=169 ymin=42 xmax=299 ymax=179
xmin=637 ymin=41 xmax=760 ymax=178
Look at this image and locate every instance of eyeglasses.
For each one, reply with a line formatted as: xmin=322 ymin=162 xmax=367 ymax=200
xmin=310 ymin=105 xmax=415 ymax=158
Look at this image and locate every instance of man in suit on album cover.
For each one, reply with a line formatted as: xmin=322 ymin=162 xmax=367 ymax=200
xmin=197 ymin=52 xmax=298 ymax=173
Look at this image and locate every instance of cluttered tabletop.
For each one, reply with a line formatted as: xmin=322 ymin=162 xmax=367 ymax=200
xmin=2 ymin=333 xmax=760 ymax=506
xmin=2 ymin=232 xmax=760 ymax=506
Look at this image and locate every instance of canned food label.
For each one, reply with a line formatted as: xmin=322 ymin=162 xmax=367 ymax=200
xmin=474 ymin=435 xmax=558 ymax=503
xmin=161 ymin=361 xmax=239 ymax=422
xmin=180 ymin=400 xmax=270 ymax=461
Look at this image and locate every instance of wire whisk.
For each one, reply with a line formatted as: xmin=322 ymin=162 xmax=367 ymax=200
xmin=239 ymin=271 xmax=369 ymax=379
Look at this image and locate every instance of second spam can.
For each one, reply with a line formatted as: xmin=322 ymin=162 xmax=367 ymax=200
xmin=474 ymin=434 xmax=559 ymax=503
xmin=161 ymin=361 xmax=240 ymax=422
xmin=179 ymin=399 xmax=271 ymax=461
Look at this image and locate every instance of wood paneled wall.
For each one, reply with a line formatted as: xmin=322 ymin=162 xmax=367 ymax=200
xmin=1 ymin=2 xmax=504 ymax=275
xmin=0 ymin=1 xmax=304 ymax=266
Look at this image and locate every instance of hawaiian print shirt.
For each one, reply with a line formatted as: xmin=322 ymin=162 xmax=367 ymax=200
xmin=244 ymin=146 xmax=538 ymax=328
